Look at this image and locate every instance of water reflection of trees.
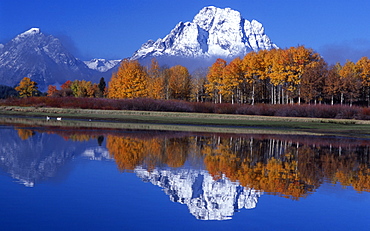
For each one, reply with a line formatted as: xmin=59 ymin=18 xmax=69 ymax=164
xmin=106 ymin=134 xmax=370 ymax=199
xmin=14 ymin=126 xmax=370 ymax=198
xmin=107 ymin=136 xmax=191 ymax=171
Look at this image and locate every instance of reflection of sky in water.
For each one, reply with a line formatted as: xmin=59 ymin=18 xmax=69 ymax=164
xmin=0 ymin=125 xmax=369 ymax=230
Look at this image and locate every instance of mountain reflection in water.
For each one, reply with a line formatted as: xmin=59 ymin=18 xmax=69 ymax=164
xmin=0 ymin=125 xmax=369 ymax=221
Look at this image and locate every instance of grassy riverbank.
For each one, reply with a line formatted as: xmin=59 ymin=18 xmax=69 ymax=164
xmin=1 ymin=106 xmax=370 ymax=138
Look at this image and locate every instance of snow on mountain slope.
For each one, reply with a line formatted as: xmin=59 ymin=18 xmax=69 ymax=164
xmin=0 ymin=28 xmax=100 ymax=90
xmin=84 ymin=58 xmax=121 ymax=72
xmin=131 ymin=6 xmax=278 ymax=63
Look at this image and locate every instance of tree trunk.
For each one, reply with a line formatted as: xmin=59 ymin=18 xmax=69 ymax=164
xmin=252 ymin=84 xmax=255 ymax=105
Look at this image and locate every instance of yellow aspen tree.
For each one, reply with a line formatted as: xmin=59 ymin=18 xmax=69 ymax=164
xmin=15 ymin=77 xmax=38 ymax=98
xmin=223 ymin=57 xmax=243 ymax=104
xmin=168 ymin=65 xmax=191 ymax=100
xmin=300 ymin=59 xmax=327 ymax=104
xmin=147 ymin=58 xmax=165 ymax=99
xmin=356 ymin=56 xmax=370 ymax=105
xmin=339 ymin=60 xmax=361 ymax=105
xmin=242 ymin=52 xmax=267 ymax=104
xmin=260 ymin=49 xmax=278 ymax=104
xmin=288 ymin=46 xmax=322 ymax=104
xmin=268 ymin=49 xmax=291 ymax=104
xmin=324 ymin=63 xmax=342 ymax=105
xmin=205 ymin=58 xmax=227 ymax=103
xmin=108 ymin=59 xmax=149 ymax=99
xmin=190 ymin=68 xmax=208 ymax=102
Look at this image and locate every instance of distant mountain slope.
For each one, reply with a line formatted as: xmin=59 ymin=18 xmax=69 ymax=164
xmin=0 ymin=28 xmax=114 ymax=90
xmin=83 ymin=58 xmax=121 ymax=72
xmin=131 ymin=6 xmax=278 ymax=69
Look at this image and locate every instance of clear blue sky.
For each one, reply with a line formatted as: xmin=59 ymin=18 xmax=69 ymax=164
xmin=1 ymin=0 xmax=370 ymax=64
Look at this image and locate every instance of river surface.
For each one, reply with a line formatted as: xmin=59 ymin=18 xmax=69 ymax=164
xmin=0 ymin=124 xmax=369 ymax=230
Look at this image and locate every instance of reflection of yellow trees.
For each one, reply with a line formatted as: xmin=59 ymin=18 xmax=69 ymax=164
xmin=165 ymin=139 xmax=188 ymax=168
xmin=353 ymin=166 xmax=370 ymax=192
xmin=202 ymin=137 xmax=370 ymax=198
xmin=334 ymin=165 xmax=370 ymax=192
xmin=16 ymin=128 xmax=35 ymax=140
xmin=106 ymin=136 xmax=190 ymax=171
xmin=89 ymin=133 xmax=370 ymax=196
xmin=107 ymin=136 xmax=147 ymax=171
xmin=67 ymin=134 xmax=95 ymax=142
xmin=204 ymin=152 xmax=310 ymax=200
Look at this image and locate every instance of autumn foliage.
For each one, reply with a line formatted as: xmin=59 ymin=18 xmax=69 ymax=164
xmin=15 ymin=77 xmax=39 ymax=98
xmin=102 ymin=46 xmax=370 ymax=106
xmin=103 ymin=133 xmax=370 ymax=199
xmin=108 ymin=59 xmax=149 ymax=99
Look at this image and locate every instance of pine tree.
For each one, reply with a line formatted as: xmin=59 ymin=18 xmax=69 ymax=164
xmin=98 ymin=77 xmax=106 ymax=97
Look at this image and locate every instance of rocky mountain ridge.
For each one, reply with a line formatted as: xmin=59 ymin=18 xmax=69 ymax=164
xmin=131 ymin=6 xmax=277 ymax=67
xmin=0 ymin=28 xmax=116 ymax=90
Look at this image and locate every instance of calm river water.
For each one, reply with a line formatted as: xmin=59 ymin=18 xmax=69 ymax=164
xmin=0 ymin=123 xmax=369 ymax=230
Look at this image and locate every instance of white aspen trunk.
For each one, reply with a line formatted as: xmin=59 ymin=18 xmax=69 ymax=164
xmin=278 ymin=86 xmax=281 ymax=104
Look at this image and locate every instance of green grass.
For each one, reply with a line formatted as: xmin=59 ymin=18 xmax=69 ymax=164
xmin=0 ymin=106 xmax=370 ymax=138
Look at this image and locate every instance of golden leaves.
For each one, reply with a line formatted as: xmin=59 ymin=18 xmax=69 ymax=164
xmin=108 ymin=59 xmax=149 ymax=99
xmin=15 ymin=77 xmax=38 ymax=98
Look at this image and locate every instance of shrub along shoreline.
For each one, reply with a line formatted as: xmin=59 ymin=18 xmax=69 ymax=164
xmin=1 ymin=97 xmax=370 ymax=119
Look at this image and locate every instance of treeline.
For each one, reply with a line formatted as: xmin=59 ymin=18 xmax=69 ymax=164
xmin=4 ymin=45 xmax=370 ymax=107
xmin=107 ymin=46 xmax=370 ymax=106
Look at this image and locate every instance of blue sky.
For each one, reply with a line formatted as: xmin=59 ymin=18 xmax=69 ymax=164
xmin=1 ymin=0 xmax=370 ymax=64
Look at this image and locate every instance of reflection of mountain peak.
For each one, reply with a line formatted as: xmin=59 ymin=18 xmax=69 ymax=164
xmin=0 ymin=128 xmax=110 ymax=187
xmin=135 ymin=166 xmax=261 ymax=220
xmin=82 ymin=147 xmax=111 ymax=161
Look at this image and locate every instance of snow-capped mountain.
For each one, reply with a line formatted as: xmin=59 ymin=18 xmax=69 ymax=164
xmin=135 ymin=166 xmax=261 ymax=220
xmin=0 ymin=28 xmax=103 ymax=90
xmin=131 ymin=6 xmax=277 ymax=67
xmin=84 ymin=58 xmax=121 ymax=72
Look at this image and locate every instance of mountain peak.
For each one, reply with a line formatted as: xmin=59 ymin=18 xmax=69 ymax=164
xmin=0 ymin=27 xmax=100 ymax=90
xmin=23 ymin=28 xmax=41 ymax=35
xmin=193 ymin=6 xmax=242 ymax=31
xmin=131 ymin=6 xmax=277 ymax=65
xmin=14 ymin=28 xmax=41 ymax=41
xmin=83 ymin=58 xmax=121 ymax=72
